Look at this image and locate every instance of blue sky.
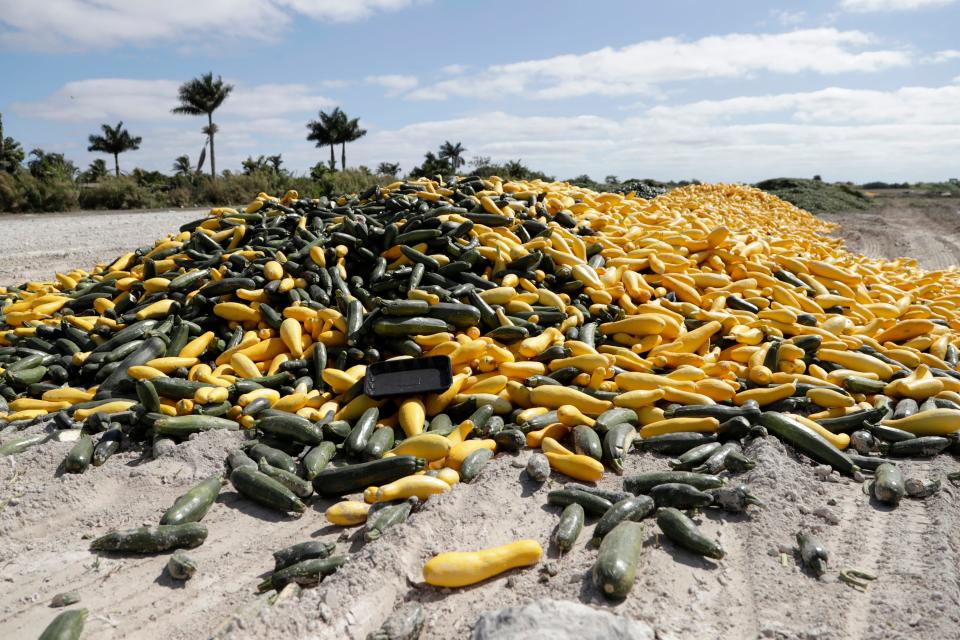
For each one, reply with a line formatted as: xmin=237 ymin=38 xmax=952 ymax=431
xmin=1 ymin=0 xmax=958 ymax=182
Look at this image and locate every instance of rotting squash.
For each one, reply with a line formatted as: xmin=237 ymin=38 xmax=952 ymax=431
xmin=3 ymin=176 xmax=960 ymax=596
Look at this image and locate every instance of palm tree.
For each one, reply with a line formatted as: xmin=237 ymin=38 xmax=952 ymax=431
xmin=27 ymin=149 xmax=77 ymax=180
xmin=337 ymin=114 xmax=366 ymax=170
xmin=81 ymin=159 xmax=109 ymax=183
xmin=172 ymin=155 xmax=192 ymax=177
xmin=172 ymin=73 xmax=234 ymax=179
xmin=306 ymin=110 xmax=339 ymax=170
xmin=241 ymin=155 xmax=267 ymax=175
xmin=0 ymin=113 xmax=22 ymax=173
xmin=87 ymin=121 xmax=141 ymax=177
xmin=0 ymin=131 xmax=24 ymax=173
xmin=377 ymin=162 xmax=400 ymax=176
xmin=438 ymin=141 xmax=466 ymax=171
xmin=266 ymin=154 xmax=283 ymax=174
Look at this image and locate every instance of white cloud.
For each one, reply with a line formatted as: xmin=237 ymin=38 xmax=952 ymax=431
xmin=11 ymin=78 xmax=333 ymax=122
xmin=14 ymin=79 xmax=960 ymax=183
xmin=350 ymin=85 xmax=960 ymax=183
xmin=275 ymin=0 xmax=415 ymax=21
xmin=924 ymin=49 xmax=960 ymax=63
xmin=0 ymin=0 xmax=419 ymax=51
xmin=408 ymin=29 xmax=911 ymax=100
xmin=643 ymin=86 xmax=960 ymax=125
xmin=441 ymin=64 xmax=466 ymax=75
xmin=365 ymin=74 xmax=419 ymax=96
xmin=841 ymin=0 xmax=955 ymax=10
xmin=771 ymin=9 xmax=807 ymax=25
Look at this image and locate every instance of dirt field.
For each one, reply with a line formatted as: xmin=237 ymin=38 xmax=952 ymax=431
xmin=820 ymin=189 xmax=960 ymax=271
xmin=1 ymin=194 xmax=959 ymax=640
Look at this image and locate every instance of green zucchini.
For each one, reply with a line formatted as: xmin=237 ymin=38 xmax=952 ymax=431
xmin=345 ymin=406 xmax=379 ymax=456
xmin=229 ymin=466 xmax=305 ymax=514
xmin=258 ymin=457 xmax=314 ymax=499
xmin=796 ymin=531 xmax=828 ymax=576
xmin=637 ymin=432 xmax=716 ymax=455
xmin=665 ymin=403 xmax=760 ymax=421
xmin=649 ymin=483 xmax=714 ymax=509
xmin=160 ymin=474 xmax=224 ymax=525
xmin=905 ymin=477 xmax=940 ymax=499
xmin=90 ymin=522 xmax=208 ymax=552
xmin=426 ymin=303 xmax=481 ymax=328
xmin=365 ymin=497 xmax=416 ymax=541
xmin=873 ymin=462 xmax=905 ymax=505
xmin=64 ymin=434 xmax=94 ymax=473
xmin=670 ymin=441 xmax=722 ymax=471
xmin=656 ymin=507 xmax=724 ymax=560
xmin=865 ymin=423 xmax=915 ymax=443
xmin=460 ymin=447 xmax=493 ymax=482
xmin=842 ymin=376 xmax=887 ymax=394
xmin=572 ymin=425 xmax=602 ymax=460
xmin=302 ymin=441 xmax=337 ymax=479
xmin=248 ymin=443 xmax=299 ymax=474
xmin=226 ymin=448 xmax=257 ymax=472
xmin=554 ymin=503 xmax=585 ymax=552
xmin=593 ymin=521 xmax=645 ymax=599
xmin=691 ymin=442 xmax=739 ymax=475
xmin=256 ymin=413 xmax=324 ymax=445
xmin=373 ymin=317 xmax=452 ymax=337
xmin=364 ymin=426 xmax=395 ymax=460
xmin=759 ymin=412 xmax=858 ymax=475
xmin=427 ymin=413 xmax=454 ymax=435
xmin=561 ymin=483 xmax=632 ymax=504
xmin=547 ymin=488 xmax=612 ymax=516
xmin=368 ymin=603 xmax=425 ymax=640
xmin=39 ymin=609 xmax=88 ymax=640
xmin=135 ymin=379 xmax=161 ymax=414
xmin=624 ymin=471 xmax=724 ymax=495
xmin=257 ymin=555 xmax=348 ymax=592
xmin=602 ymin=422 xmax=637 ymax=475
xmin=593 ymin=495 xmax=655 ymax=542
xmin=886 ymin=436 xmax=951 ymax=457
xmin=492 ymin=428 xmax=526 ymax=452
xmin=150 ymin=377 xmax=211 ymax=400
xmin=594 ymin=408 xmax=639 ymax=433
xmin=0 ymin=431 xmax=49 ymax=456
xmin=167 ymin=549 xmax=198 ymax=580
xmin=311 ymin=455 xmax=426 ymax=497
xmin=92 ymin=427 xmax=122 ymax=466
xmin=273 ymin=540 xmax=336 ymax=571
xmin=153 ymin=415 xmax=239 ymax=437
xmin=525 ymin=453 xmax=550 ymax=482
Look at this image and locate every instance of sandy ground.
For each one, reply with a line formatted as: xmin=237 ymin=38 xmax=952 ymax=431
xmin=820 ymin=190 xmax=960 ymax=271
xmin=1 ymin=194 xmax=959 ymax=640
xmin=0 ymin=208 xmax=206 ymax=284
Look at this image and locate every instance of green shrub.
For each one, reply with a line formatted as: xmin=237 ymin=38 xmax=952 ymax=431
xmin=78 ymin=176 xmax=159 ymax=210
xmin=0 ymin=170 xmax=79 ymax=212
xmin=318 ymin=168 xmax=389 ymax=197
xmin=754 ymin=178 xmax=871 ymax=213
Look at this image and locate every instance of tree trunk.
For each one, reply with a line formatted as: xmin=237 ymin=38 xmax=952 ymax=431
xmin=341 ymin=142 xmax=346 ymax=171
xmin=208 ymin=112 xmax=216 ymax=179
xmin=114 ymin=153 xmax=120 ymax=177
xmin=329 ymin=144 xmax=335 ymax=171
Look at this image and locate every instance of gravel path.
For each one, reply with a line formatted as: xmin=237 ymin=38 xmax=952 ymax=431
xmin=0 ymin=209 xmax=206 ymax=285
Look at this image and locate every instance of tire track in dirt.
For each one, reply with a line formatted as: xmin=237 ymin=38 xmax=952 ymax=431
xmin=823 ymin=192 xmax=960 ymax=271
